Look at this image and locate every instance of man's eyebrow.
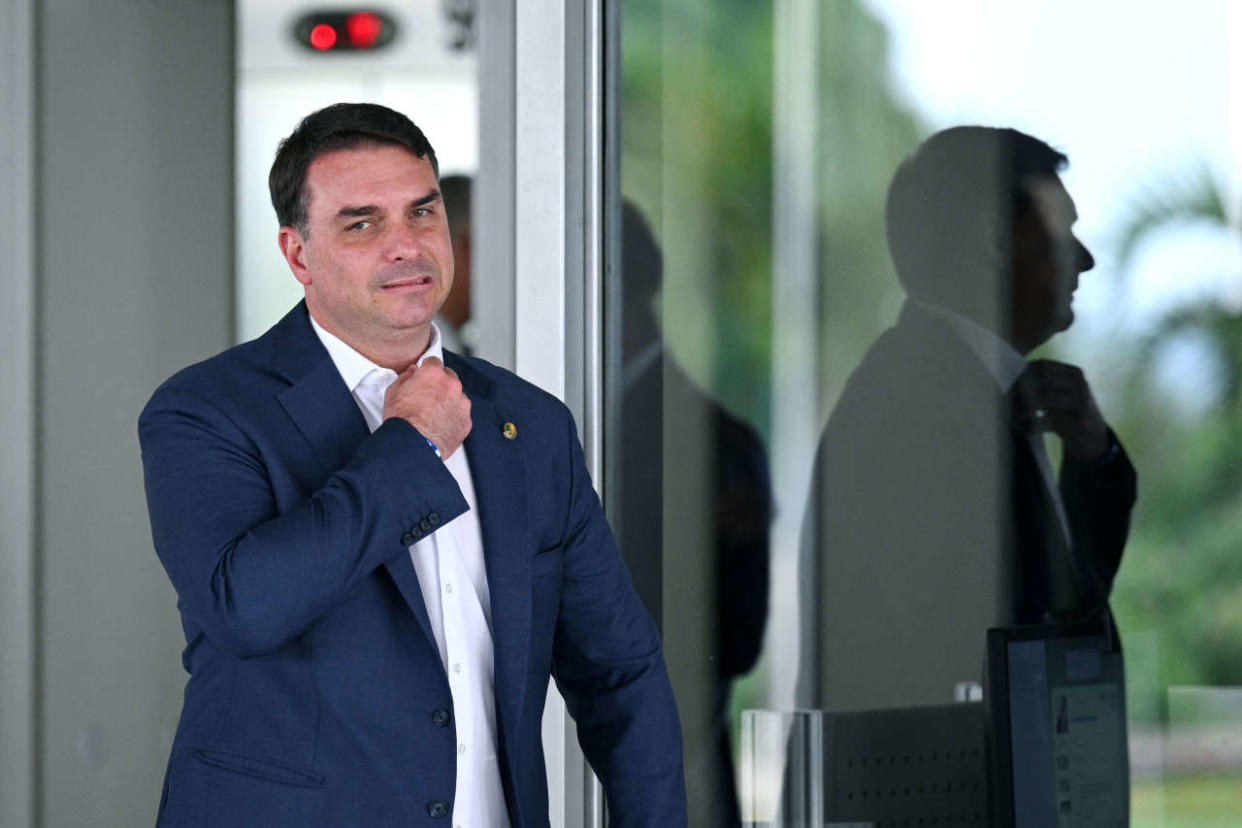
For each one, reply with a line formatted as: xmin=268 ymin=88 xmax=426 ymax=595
xmin=411 ymin=190 xmax=442 ymax=209
xmin=334 ymin=190 xmax=441 ymax=220
xmin=336 ymin=204 xmax=379 ymax=219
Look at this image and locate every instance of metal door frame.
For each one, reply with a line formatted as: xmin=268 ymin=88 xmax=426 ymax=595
xmin=477 ymin=1 xmax=607 ymax=825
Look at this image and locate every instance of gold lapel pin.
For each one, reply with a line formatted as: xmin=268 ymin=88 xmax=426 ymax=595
xmin=502 ymin=422 xmax=518 ymax=440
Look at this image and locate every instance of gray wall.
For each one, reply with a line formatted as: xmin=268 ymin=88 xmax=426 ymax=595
xmin=28 ymin=1 xmax=234 ymax=825
xmin=1 ymin=0 xmax=37 ymax=825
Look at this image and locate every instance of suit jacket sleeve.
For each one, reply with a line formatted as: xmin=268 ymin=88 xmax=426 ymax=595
xmin=548 ymin=412 xmax=688 ymax=827
xmin=1059 ymin=429 xmax=1138 ymax=599
xmin=138 ymin=384 xmax=468 ymax=658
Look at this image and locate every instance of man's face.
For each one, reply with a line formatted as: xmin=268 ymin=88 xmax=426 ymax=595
xmin=278 ymin=143 xmax=453 ymax=354
xmin=1011 ymin=176 xmax=1094 ymax=350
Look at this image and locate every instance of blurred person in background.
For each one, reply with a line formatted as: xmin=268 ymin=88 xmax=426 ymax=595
xmin=435 ymin=173 xmax=476 ymax=355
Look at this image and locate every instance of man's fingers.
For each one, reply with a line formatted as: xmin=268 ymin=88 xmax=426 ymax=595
xmin=1019 ymin=359 xmax=1110 ymax=459
xmin=379 ymin=352 xmax=472 ymax=458
xmin=399 ymin=356 xmax=456 ymax=382
xmin=1023 ymin=360 xmax=1092 ymax=404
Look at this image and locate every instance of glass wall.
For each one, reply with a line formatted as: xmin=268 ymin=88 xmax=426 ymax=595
xmin=608 ymin=0 xmax=1242 ymax=824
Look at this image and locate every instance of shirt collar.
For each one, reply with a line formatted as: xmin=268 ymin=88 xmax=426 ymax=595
xmin=912 ymin=299 xmax=1027 ymax=392
xmin=308 ymin=313 xmax=444 ymax=392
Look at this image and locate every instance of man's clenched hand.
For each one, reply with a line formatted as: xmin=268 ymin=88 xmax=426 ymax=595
xmin=383 ymin=356 xmax=472 ymax=459
xmin=1017 ymin=359 xmax=1110 ymax=461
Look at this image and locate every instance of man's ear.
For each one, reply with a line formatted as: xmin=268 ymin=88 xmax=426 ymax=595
xmin=278 ymin=226 xmax=312 ymax=286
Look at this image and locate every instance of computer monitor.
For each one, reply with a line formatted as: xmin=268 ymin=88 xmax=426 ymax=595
xmin=986 ymin=618 xmax=1128 ymax=827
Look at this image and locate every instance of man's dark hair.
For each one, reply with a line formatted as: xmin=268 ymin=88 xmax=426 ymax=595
xmin=885 ymin=126 xmax=1067 ymax=309
xmin=268 ymin=102 xmax=439 ymax=234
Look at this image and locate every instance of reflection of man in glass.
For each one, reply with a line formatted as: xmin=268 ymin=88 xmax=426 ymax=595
xmin=805 ymin=127 xmax=1136 ymax=711
xmin=618 ymin=203 xmax=773 ymax=825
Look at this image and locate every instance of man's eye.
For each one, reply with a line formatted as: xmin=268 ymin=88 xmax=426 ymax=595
xmin=412 ymin=208 xmax=431 ymax=218
xmin=346 ymin=220 xmax=373 ymax=231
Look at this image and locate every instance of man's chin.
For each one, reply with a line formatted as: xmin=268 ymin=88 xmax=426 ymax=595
xmin=380 ymin=295 xmax=444 ymax=327
xmin=1030 ymin=307 xmax=1074 ymax=349
xmin=1058 ymin=304 xmax=1075 ymax=331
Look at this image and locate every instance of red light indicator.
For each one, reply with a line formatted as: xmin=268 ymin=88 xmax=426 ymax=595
xmin=346 ymin=12 xmax=383 ymax=48
xmin=295 ymin=10 xmax=395 ymax=53
xmin=309 ymin=23 xmax=338 ymax=51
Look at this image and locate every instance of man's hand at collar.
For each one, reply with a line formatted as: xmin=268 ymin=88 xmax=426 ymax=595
xmin=1016 ymin=359 xmax=1111 ymax=461
xmin=383 ymin=356 xmax=472 ymax=459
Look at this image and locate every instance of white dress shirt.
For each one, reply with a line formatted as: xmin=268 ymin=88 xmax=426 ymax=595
xmin=310 ymin=316 xmax=509 ymax=828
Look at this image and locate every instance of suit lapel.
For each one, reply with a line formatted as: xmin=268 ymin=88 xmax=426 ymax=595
xmin=275 ymin=356 xmax=371 ymax=477
xmin=447 ymin=353 xmax=532 ymax=760
xmin=270 ymin=302 xmax=372 ymax=479
xmin=267 ymin=316 xmax=533 ymax=734
xmin=270 ymin=303 xmax=437 ymax=648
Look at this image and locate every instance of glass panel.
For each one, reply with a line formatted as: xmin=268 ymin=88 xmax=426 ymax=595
xmin=739 ymin=710 xmax=824 ymax=826
xmin=609 ymin=0 xmax=1241 ymax=824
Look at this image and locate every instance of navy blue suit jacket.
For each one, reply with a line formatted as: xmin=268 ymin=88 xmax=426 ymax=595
xmin=139 ymin=303 xmax=686 ymax=826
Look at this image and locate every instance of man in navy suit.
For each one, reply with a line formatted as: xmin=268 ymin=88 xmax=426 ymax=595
xmin=139 ymin=103 xmax=686 ymax=826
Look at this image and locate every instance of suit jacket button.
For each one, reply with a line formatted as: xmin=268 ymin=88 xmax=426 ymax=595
xmin=409 ymin=526 xmax=423 ymax=541
xmin=419 ymin=517 xmax=432 ymax=532
xmin=428 ymin=512 xmax=440 ymax=526
xmin=427 ymin=800 xmax=449 ymax=819
xmin=400 ymin=532 xmax=414 ymax=546
xmin=432 ymin=708 xmax=451 ymax=727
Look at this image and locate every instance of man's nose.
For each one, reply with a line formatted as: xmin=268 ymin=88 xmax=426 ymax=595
xmin=387 ymin=222 xmax=422 ymax=261
xmin=1076 ymin=238 xmax=1095 ymax=272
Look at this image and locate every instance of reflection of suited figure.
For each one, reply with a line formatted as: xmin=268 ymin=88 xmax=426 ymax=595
xmin=618 ymin=204 xmax=772 ymax=825
xmin=805 ymin=127 xmax=1136 ymax=711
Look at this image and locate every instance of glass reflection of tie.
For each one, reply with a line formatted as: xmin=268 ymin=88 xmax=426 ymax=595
xmin=1008 ymin=366 xmax=1082 ymax=613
